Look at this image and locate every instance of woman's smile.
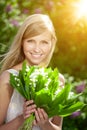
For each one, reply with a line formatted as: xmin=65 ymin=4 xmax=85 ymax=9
xmin=30 ymin=53 xmax=42 ymax=58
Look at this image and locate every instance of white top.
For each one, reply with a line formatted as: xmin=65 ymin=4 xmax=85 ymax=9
xmin=5 ymin=69 xmax=41 ymax=130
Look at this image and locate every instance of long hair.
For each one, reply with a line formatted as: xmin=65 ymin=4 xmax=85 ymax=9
xmin=0 ymin=14 xmax=57 ymax=73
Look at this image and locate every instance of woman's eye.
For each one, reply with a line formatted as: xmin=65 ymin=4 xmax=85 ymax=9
xmin=27 ymin=40 xmax=33 ymax=43
xmin=42 ymin=41 xmax=49 ymax=44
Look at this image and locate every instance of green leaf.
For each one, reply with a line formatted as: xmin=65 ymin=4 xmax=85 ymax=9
xmin=51 ymin=83 xmax=71 ymax=108
xmin=57 ymin=101 xmax=84 ymax=117
xmin=34 ymin=88 xmax=52 ymax=112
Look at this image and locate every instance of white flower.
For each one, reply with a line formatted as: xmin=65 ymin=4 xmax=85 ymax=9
xmin=30 ymin=78 xmax=36 ymax=83
xmin=26 ymin=65 xmax=30 ymax=72
xmin=45 ymin=78 xmax=51 ymax=87
xmin=17 ymin=84 xmax=20 ymax=86
xmin=39 ymin=68 xmax=48 ymax=77
xmin=54 ymin=88 xmax=62 ymax=95
xmin=68 ymin=92 xmax=74 ymax=99
xmin=15 ymin=77 xmax=17 ymax=81
xmin=13 ymin=73 xmax=18 ymax=76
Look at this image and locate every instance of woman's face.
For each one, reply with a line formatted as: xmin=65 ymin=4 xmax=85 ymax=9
xmin=23 ymin=31 xmax=52 ymax=66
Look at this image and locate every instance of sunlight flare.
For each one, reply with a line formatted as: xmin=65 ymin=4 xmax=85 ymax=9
xmin=75 ymin=0 xmax=87 ymax=19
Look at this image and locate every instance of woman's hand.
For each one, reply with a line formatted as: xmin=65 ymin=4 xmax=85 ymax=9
xmin=33 ymin=108 xmax=49 ymax=128
xmin=23 ymin=101 xmax=49 ymax=128
xmin=23 ymin=99 xmax=36 ymax=119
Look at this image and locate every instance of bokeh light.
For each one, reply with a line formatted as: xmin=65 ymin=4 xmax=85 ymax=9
xmin=75 ymin=0 xmax=87 ymax=20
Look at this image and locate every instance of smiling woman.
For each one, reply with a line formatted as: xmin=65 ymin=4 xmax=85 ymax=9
xmin=23 ymin=31 xmax=52 ymax=66
xmin=0 ymin=14 xmax=64 ymax=130
xmin=0 ymin=14 xmax=57 ymax=71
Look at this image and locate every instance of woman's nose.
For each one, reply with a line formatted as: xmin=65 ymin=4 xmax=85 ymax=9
xmin=33 ymin=43 xmax=41 ymax=52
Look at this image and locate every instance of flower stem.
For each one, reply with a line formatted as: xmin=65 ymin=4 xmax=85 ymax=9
xmin=19 ymin=114 xmax=35 ymax=130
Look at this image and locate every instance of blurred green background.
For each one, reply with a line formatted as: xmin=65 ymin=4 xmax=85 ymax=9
xmin=0 ymin=0 xmax=87 ymax=129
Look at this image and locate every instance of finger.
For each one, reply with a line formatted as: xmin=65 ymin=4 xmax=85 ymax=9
xmin=25 ymin=100 xmax=34 ymax=106
xmin=25 ymin=108 xmax=36 ymax=115
xmin=37 ymin=108 xmax=44 ymax=120
xmin=40 ymin=108 xmax=48 ymax=119
xmin=24 ymin=109 xmax=36 ymax=119
xmin=33 ymin=119 xmax=37 ymax=126
xmin=23 ymin=100 xmax=33 ymax=111
xmin=35 ymin=109 xmax=40 ymax=122
xmin=27 ymin=104 xmax=37 ymax=111
xmin=24 ymin=113 xmax=31 ymax=119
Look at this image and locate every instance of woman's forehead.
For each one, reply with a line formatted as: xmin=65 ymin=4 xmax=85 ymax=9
xmin=24 ymin=31 xmax=52 ymax=40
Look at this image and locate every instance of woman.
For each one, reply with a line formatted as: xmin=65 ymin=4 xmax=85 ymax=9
xmin=0 ymin=14 xmax=64 ymax=130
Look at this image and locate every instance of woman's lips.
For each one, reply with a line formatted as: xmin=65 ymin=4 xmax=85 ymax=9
xmin=31 ymin=53 xmax=42 ymax=58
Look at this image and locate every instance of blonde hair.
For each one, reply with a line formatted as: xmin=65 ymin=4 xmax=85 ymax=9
xmin=0 ymin=14 xmax=57 ymax=73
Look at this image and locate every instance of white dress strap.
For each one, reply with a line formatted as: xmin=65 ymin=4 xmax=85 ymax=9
xmin=7 ymin=69 xmax=19 ymax=75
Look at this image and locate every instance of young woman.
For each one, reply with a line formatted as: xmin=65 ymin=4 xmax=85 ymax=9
xmin=0 ymin=14 xmax=65 ymax=130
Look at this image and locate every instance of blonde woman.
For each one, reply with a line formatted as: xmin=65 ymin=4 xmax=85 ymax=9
xmin=0 ymin=14 xmax=64 ymax=130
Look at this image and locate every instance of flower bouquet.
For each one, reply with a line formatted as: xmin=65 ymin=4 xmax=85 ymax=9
xmin=10 ymin=61 xmax=85 ymax=130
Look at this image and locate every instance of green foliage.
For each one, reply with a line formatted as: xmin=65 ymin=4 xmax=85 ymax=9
xmin=63 ymin=116 xmax=87 ymax=130
xmin=63 ymin=74 xmax=87 ymax=130
xmin=0 ymin=0 xmax=27 ymax=54
xmin=10 ymin=61 xmax=85 ymax=130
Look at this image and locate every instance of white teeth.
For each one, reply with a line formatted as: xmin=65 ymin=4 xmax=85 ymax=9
xmin=31 ymin=54 xmax=41 ymax=57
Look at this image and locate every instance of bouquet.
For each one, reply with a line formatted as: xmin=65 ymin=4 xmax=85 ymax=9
xmin=10 ymin=61 xmax=84 ymax=130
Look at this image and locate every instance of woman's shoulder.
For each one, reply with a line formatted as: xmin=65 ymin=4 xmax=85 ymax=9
xmin=0 ymin=70 xmax=13 ymax=101
xmin=0 ymin=70 xmax=13 ymax=92
xmin=0 ymin=62 xmax=22 ymax=85
xmin=0 ymin=70 xmax=13 ymax=93
xmin=0 ymin=70 xmax=10 ymax=85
